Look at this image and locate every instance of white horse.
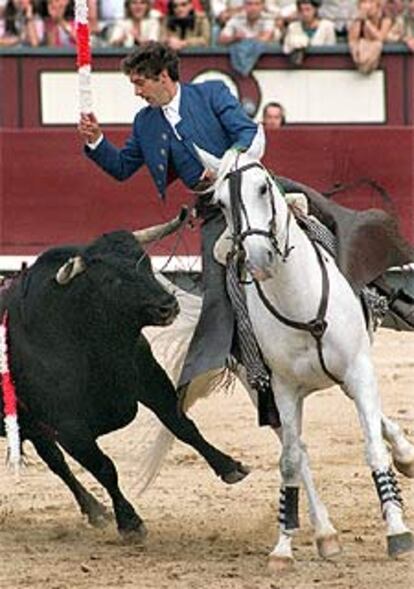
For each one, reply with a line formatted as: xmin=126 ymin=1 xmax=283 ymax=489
xmin=200 ymin=150 xmax=414 ymax=568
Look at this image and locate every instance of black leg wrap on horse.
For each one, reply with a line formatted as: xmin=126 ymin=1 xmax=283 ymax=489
xmin=278 ymin=486 xmax=300 ymax=530
xmin=372 ymin=467 xmax=403 ymax=518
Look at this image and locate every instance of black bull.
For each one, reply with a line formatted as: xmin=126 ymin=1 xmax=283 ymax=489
xmin=0 ymin=213 xmax=248 ymax=539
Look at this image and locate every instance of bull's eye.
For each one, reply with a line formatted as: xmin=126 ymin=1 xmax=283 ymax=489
xmin=259 ymin=183 xmax=267 ymax=196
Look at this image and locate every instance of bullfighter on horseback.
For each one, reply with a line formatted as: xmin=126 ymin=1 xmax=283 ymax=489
xmin=78 ymin=41 xmax=273 ymax=407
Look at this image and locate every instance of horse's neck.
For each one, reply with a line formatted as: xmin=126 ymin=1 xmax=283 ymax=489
xmin=257 ymin=211 xmax=326 ymax=316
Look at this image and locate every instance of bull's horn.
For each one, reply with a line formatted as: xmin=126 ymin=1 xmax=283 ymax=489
xmin=55 ymin=256 xmax=86 ymax=285
xmin=133 ymin=206 xmax=189 ymax=245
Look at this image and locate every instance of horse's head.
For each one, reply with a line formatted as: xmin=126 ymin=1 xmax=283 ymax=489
xmin=211 ymin=151 xmax=290 ymax=281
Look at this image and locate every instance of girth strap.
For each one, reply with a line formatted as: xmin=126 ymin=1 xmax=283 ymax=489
xmin=253 ymin=239 xmax=343 ymax=385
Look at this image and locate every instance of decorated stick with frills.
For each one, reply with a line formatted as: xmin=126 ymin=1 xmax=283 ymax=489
xmin=75 ymin=0 xmax=93 ymax=114
xmin=1 ymin=312 xmax=21 ymax=474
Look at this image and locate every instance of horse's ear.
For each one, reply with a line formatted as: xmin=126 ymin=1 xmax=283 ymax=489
xmin=194 ymin=146 xmax=221 ymax=173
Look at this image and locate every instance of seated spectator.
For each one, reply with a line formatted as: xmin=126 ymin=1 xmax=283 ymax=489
xmin=262 ymin=101 xmax=286 ymax=129
xmin=319 ymin=0 xmax=357 ymax=39
xmin=0 ymin=0 xmax=42 ymax=46
xmin=42 ymin=0 xmax=76 ymax=46
xmin=218 ymin=0 xmax=278 ymax=44
xmin=402 ymin=0 xmax=414 ymax=51
xmin=384 ymin=0 xmax=405 ymax=41
xmin=108 ymin=0 xmax=162 ymax=46
xmin=283 ymin=0 xmax=336 ymax=65
xmin=162 ymin=0 xmax=210 ymax=49
xmin=348 ymin=0 xmax=392 ymax=74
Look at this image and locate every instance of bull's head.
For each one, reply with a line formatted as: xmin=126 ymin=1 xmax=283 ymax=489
xmin=54 ymin=207 xmax=189 ymax=327
xmin=55 ymin=206 xmax=189 ymax=285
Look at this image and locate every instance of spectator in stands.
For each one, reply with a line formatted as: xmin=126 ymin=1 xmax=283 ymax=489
xmin=348 ymin=0 xmax=392 ymax=74
xmin=218 ymin=0 xmax=279 ymax=75
xmin=262 ymin=101 xmax=286 ymax=129
xmin=383 ymin=0 xmax=405 ymax=41
xmin=218 ymin=0 xmax=277 ymax=44
xmin=162 ymin=0 xmax=210 ymax=48
xmin=42 ymin=0 xmax=76 ymax=46
xmin=319 ymin=0 xmax=357 ymax=40
xmin=283 ymin=0 xmax=336 ymax=65
xmin=402 ymin=0 xmax=414 ymax=50
xmin=0 ymin=0 xmax=42 ymax=46
xmin=108 ymin=0 xmax=162 ymax=46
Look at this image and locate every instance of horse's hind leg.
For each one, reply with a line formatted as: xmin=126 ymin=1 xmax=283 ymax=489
xmin=344 ymin=355 xmax=414 ymax=558
xmin=31 ymin=434 xmax=112 ymax=528
xmin=381 ymin=414 xmax=414 ymax=478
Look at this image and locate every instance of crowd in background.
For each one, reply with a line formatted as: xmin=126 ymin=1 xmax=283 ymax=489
xmin=1 ymin=0 xmax=413 ymax=73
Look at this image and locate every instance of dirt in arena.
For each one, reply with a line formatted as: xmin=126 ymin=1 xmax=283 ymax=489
xmin=1 ymin=328 xmax=413 ymax=589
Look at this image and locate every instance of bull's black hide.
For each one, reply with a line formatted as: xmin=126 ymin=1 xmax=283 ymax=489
xmin=0 ymin=230 xmax=248 ymax=539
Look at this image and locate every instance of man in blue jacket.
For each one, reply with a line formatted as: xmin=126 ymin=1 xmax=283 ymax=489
xmin=79 ymin=41 xmax=265 ymax=392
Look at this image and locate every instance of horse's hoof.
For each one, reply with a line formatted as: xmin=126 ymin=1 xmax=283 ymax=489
xmin=393 ymin=458 xmax=414 ymax=479
xmin=316 ymin=534 xmax=342 ymax=559
xmin=268 ymin=555 xmax=294 ymax=573
xmin=120 ymin=522 xmax=148 ymax=544
xmin=221 ymin=463 xmax=250 ymax=484
xmin=387 ymin=531 xmax=414 ymax=558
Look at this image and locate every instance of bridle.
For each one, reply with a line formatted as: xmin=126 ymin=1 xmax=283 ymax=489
xmin=224 ymin=159 xmax=342 ymax=385
xmin=224 ymin=161 xmax=293 ymax=262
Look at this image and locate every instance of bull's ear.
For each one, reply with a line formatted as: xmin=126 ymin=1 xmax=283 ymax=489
xmin=55 ymin=256 xmax=86 ymax=285
xmin=133 ymin=206 xmax=189 ymax=245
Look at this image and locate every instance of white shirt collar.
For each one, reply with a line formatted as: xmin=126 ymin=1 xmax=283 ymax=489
xmin=161 ymin=83 xmax=181 ymax=116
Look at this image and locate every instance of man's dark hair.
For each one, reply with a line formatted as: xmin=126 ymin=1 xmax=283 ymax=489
xmin=121 ymin=42 xmax=180 ymax=81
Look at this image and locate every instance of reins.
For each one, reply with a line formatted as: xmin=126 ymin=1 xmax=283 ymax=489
xmin=226 ymin=160 xmax=343 ymax=386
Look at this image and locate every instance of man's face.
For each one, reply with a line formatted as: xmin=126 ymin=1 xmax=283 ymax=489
xmin=263 ymin=106 xmax=284 ymax=130
xmin=245 ymin=0 xmax=264 ymax=20
xmin=130 ymin=70 xmax=174 ymax=107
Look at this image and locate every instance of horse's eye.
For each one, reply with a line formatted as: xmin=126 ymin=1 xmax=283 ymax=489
xmin=259 ymin=184 xmax=267 ymax=195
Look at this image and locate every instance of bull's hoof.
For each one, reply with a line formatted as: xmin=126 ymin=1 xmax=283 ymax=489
xmin=120 ymin=522 xmax=148 ymax=544
xmin=393 ymin=458 xmax=414 ymax=479
xmin=316 ymin=534 xmax=342 ymax=559
xmin=387 ymin=531 xmax=414 ymax=558
xmin=221 ymin=463 xmax=250 ymax=484
xmin=268 ymin=555 xmax=294 ymax=573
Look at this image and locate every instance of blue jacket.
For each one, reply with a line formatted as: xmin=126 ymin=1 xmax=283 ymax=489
xmin=85 ymin=80 xmax=258 ymax=198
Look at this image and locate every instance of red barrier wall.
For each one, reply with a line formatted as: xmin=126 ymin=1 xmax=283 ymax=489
xmin=1 ymin=127 xmax=413 ymax=255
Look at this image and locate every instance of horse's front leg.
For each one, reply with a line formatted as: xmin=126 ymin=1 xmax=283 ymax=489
xmin=344 ymin=355 xmax=414 ymax=558
xmin=236 ymin=364 xmax=340 ymax=560
xmin=268 ymin=379 xmax=303 ymax=572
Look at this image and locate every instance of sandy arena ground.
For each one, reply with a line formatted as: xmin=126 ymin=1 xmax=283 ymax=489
xmin=0 ymin=328 xmax=413 ymax=589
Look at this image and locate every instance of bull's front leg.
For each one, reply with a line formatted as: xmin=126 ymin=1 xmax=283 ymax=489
xmin=137 ymin=359 xmax=249 ymax=484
